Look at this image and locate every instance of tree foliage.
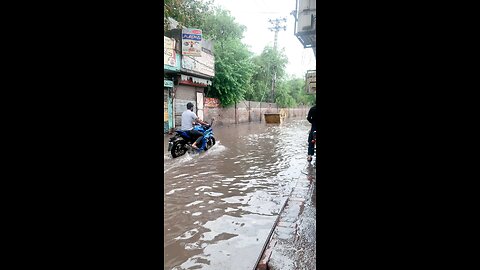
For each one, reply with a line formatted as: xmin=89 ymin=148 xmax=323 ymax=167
xmin=208 ymin=39 xmax=255 ymax=107
xmin=202 ymin=9 xmax=255 ymax=107
xmin=275 ymin=78 xmax=315 ymax=107
xmin=163 ymin=0 xmax=214 ymax=31
xmin=200 ymin=8 xmax=246 ymax=41
xmin=245 ymin=46 xmax=288 ymax=103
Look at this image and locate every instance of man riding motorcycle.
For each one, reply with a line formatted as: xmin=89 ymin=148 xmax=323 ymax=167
xmin=181 ymin=102 xmax=209 ymax=150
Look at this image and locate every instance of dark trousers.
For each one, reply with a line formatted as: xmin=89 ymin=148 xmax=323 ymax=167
xmin=308 ymin=128 xmax=316 ymax=156
xmin=187 ymin=130 xmax=204 ymax=145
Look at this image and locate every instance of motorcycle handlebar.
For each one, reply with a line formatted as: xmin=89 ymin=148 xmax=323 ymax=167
xmin=192 ymin=118 xmax=214 ymax=128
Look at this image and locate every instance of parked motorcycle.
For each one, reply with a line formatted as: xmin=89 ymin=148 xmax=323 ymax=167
xmin=168 ymin=119 xmax=216 ymax=158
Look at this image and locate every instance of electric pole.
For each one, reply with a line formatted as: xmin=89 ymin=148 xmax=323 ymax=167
xmin=268 ymin=17 xmax=287 ymax=103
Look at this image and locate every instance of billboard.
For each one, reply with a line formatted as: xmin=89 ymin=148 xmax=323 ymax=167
xmin=181 ymin=49 xmax=215 ymax=77
xmin=204 ymin=97 xmax=220 ymax=108
xmin=182 ymin=28 xmax=202 ymax=57
xmin=164 ymin=36 xmax=177 ymax=67
xmin=306 ymin=70 xmax=316 ymax=94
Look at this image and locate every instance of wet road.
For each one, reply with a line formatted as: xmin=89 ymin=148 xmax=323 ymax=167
xmin=164 ymin=119 xmax=313 ymax=270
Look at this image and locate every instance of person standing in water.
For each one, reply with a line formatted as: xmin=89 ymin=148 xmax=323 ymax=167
xmin=307 ymin=103 xmax=316 ymax=162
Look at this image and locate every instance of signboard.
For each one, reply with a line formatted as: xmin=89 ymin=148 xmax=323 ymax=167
xmin=164 ymin=36 xmax=177 ymax=67
xmin=181 ymin=49 xmax=215 ymax=77
xmin=204 ymin=97 xmax=220 ymax=108
xmin=309 ymin=82 xmax=316 ymax=94
xmin=305 ymin=70 xmax=316 ymax=94
xmin=164 ymin=90 xmax=169 ymax=125
xmin=164 ymin=80 xmax=174 ymax=88
xmin=180 ymin=75 xmax=212 ymax=86
xmin=182 ymin=28 xmax=202 ymax=57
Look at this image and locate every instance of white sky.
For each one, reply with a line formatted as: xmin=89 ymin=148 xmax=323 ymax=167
xmin=212 ymin=0 xmax=316 ymax=79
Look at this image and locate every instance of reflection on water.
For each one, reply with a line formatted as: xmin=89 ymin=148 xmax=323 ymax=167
xmin=164 ymin=119 xmax=311 ymax=269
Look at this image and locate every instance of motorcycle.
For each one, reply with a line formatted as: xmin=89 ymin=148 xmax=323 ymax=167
xmin=168 ymin=119 xmax=216 ymax=158
xmin=308 ymin=130 xmax=317 ymax=163
xmin=312 ymin=130 xmax=316 ymax=147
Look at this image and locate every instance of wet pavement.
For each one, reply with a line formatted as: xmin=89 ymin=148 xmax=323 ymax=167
xmin=263 ymin=164 xmax=316 ymax=270
xmin=164 ymin=118 xmax=316 ymax=270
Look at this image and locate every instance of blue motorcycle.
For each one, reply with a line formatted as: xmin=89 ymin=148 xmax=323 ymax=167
xmin=168 ymin=119 xmax=216 ymax=158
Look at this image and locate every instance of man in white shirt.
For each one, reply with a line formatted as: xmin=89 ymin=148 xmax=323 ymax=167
xmin=181 ymin=102 xmax=208 ymax=150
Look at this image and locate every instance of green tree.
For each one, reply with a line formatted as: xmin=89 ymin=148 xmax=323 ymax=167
xmin=202 ymin=9 xmax=255 ymax=107
xmin=207 ymin=39 xmax=255 ymax=106
xmin=275 ymin=78 xmax=315 ymax=107
xmin=164 ymin=0 xmax=214 ymax=31
xmin=245 ymin=46 xmax=289 ymax=102
xmin=275 ymin=80 xmax=296 ymax=107
xmin=200 ymin=8 xmax=246 ymax=41
xmin=292 ymin=77 xmax=316 ymax=106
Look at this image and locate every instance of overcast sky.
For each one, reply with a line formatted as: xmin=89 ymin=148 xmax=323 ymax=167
xmin=212 ymin=0 xmax=316 ymax=79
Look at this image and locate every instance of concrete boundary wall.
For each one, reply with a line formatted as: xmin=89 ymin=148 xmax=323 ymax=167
xmin=202 ymin=99 xmax=309 ymax=126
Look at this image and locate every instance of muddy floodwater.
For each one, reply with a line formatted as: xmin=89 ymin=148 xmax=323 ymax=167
xmin=164 ymin=118 xmax=314 ymax=270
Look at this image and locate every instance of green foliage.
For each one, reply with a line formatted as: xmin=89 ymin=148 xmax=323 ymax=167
xmin=200 ymin=8 xmax=246 ymax=41
xmin=202 ymin=9 xmax=255 ymax=107
xmin=208 ymin=40 xmax=255 ymax=107
xmin=275 ymin=80 xmax=296 ymax=108
xmin=164 ymin=0 xmax=214 ymax=31
xmin=245 ymin=46 xmax=288 ymax=102
xmin=275 ymin=78 xmax=315 ymax=107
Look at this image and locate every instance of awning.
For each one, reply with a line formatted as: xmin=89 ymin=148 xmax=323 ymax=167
xmin=180 ymin=75 xmax=212 ymax=86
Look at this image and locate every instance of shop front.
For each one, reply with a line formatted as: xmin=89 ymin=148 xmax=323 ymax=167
xmin=174 ymin=75 xmax=211 ymax=127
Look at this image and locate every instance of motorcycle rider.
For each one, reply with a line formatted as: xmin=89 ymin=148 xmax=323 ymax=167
xmin=181 ymin=102 xmax=208 ymax=150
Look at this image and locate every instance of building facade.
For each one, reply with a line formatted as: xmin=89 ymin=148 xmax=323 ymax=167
xmin=164 ymin=28 xmax=215 ymax=132
xmin=164 ymin=36 xmax=180 ymax=133
xmin=293 ymin=0 xmax=316 ymax=94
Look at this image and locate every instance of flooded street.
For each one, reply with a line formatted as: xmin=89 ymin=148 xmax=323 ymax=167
xmin=164 ymin=118 xmax=315 ymax=270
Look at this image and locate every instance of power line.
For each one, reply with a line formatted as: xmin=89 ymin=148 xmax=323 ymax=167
xmin=268 ymin=17 xmax=287 ymax=51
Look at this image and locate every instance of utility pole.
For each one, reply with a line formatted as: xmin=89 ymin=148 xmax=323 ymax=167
xmin=268 ymin=17 xmax=287 ymax=103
